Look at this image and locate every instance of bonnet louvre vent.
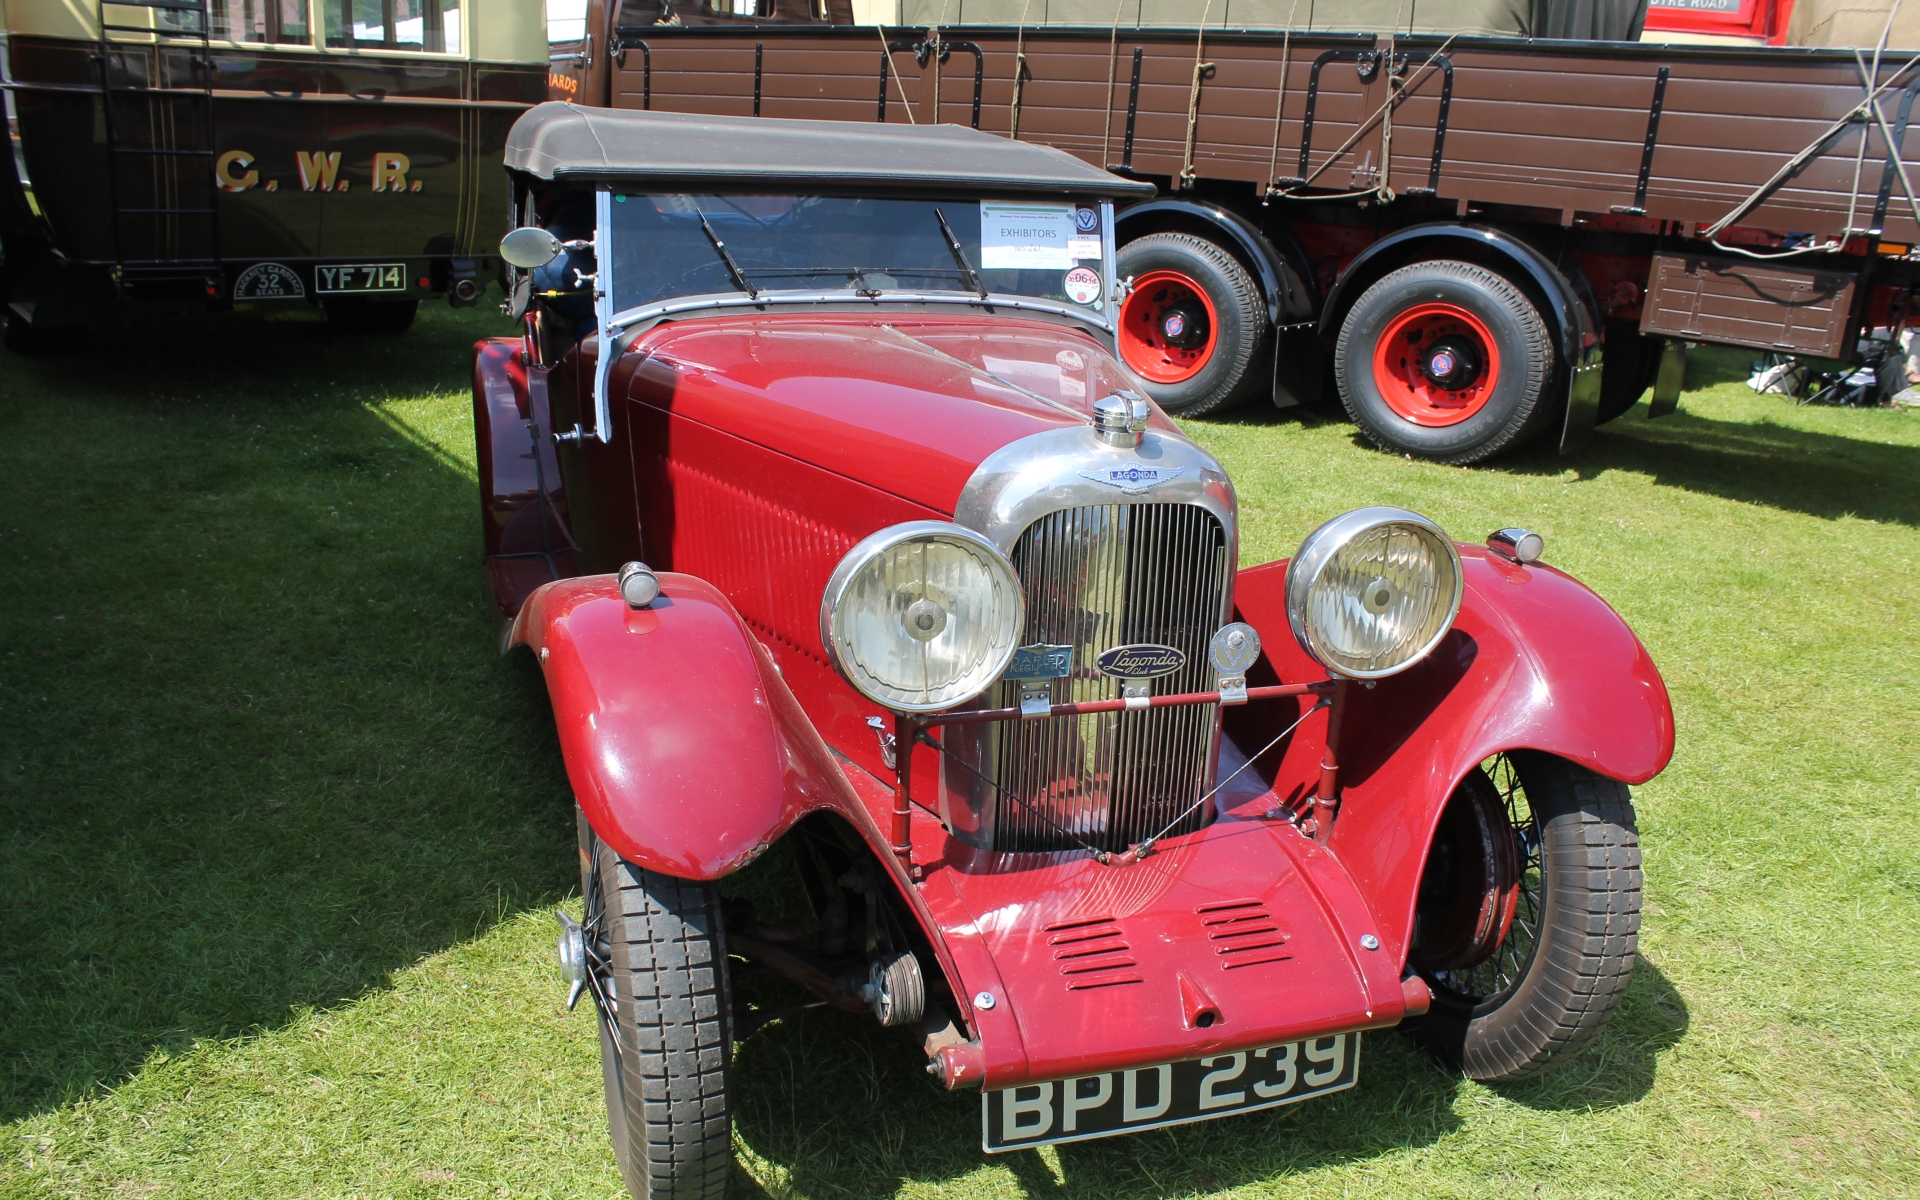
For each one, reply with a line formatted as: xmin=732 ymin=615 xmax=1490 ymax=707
xmin=1198 ymin=898 xmax=1290 ymax=970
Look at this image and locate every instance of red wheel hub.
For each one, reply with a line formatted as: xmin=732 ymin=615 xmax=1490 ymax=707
xmin=1372 ymin=301 xmax=1501 ymax=426
xmin=1119 ymin=270 xmax=1218 ymax=384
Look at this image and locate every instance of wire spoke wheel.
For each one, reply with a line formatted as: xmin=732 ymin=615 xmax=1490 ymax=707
xmin=1426 ymin=754 xmax=1543 ymax=1006
xmin=1407 ymin=751 xmax=1642 ymax=1082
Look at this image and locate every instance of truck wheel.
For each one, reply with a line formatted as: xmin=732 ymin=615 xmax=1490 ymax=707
xmin=1335 ymin=261 xmax=1555 ymax=463
xmin=1407 ymin=751 xmax=1641 ymax=1082
xmin=1116 ymin=232 xmax=1269 ymax=416
xmin=1595 ymin=322 xmax=1664 ymax=425
xmin=579 ymin=813 xmax=734 ymax=1200
xmin=322 ymin=296 xmax=418 ymax=335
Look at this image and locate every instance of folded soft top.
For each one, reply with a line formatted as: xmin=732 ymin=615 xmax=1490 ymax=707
xmin=503 ymin=103 xmax=1158 ymax=198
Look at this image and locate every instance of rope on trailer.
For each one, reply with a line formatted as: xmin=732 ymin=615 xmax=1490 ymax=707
xmin=1375 ymin=0 xmax=1413 ymax=202
xmin=1856 ymin=48 xmax=1920 ymax=235
xmin=1702 ymin=10 xmax=1920 ymax=259
xmin=1270 ymin=35 xmax=1456 ymax=204
xmin=1179 ymin=0 xmax=1218 ymax=189
xmin=1261 ymin=0 xmax=1304 ymax=204
xmin=1009 ymin=0 xmax=1033 ymax=138
xmin=875 ymin=21 xmax=917 ymax=124
xmin=1100 ymin=0 xmax=1127 ymax=166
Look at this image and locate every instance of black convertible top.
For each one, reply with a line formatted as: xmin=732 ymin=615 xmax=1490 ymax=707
xmin=504 ymin=103 xmax=1157 ymax=198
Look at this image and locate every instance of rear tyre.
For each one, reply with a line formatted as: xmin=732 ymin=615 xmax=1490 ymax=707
xmin=1116 ymin=232 xmax=1269 ymax=416
xmin=1407 ymin=752 xmax=1641 ymax=1082
xmin=1335 ymin=261 xmax=1555 ymax=463
xmin=578 ymin=811 xmax=734 ymax=1200
xmin=322 ymin=296 xmax=418 ymax=335
xmin=1595 ymin=322 xmax=1664 ymax=425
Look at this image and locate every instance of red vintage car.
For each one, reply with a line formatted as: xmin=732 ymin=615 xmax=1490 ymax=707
xmin=473 ymin=102 xmax=1674 ymax=1197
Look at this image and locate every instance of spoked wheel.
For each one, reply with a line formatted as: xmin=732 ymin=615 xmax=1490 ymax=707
xmin=574 ymin=810 xmax=734 ymax=1200
xmin=1336 ymin=260 xmax=1556 ymax=463
xmin=1407 ymin=752 xmax=1642 ymax=1082
xmin=1116 ymin=232 xmax=1269 ymax=416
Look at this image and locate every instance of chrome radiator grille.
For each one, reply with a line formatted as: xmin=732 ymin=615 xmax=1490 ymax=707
xmin=987 ymin=503 xmax=1231 ymax=853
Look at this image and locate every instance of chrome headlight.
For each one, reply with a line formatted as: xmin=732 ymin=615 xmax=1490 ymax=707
xmin=821 ymin=521 xmax=1026 ymax=713
xmin=1286 ymin=507 xmax=1463 ymax=679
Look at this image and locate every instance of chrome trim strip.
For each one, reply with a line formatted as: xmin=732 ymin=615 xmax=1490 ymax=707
xmin=591 ymin=186 xmax=614 ymax=442
xmin=952 ymin=424 xmax=1236 ymax=559
xmin=0 ymin=34 xmax=51 ymax=232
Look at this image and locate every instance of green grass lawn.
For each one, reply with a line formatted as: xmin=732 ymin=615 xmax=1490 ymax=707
xmin=2 ymin=304 xmax=1915 ymax=1199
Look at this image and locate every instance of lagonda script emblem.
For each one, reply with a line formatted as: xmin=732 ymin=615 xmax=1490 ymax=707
xmin=1077 ymin=463 xmax=1183 ymax=495
xmin=1096 ymin=643 xmax=1187 ymax=679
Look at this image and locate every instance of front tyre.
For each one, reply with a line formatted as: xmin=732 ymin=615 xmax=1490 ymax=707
xmin=1408 ymin=752 xmax=1642 ymax=1082
xmin=1115 ymin=232 xmax=1270 ymax=416
xmin=578 ymin=812 xmax=733 ymax=1200
xmin=1335 ymin=261 xmax=1555 ymax=463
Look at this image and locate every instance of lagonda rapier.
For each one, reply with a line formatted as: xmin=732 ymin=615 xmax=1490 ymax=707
xmin=472 ymin=102 xmax=1674 ymax=1199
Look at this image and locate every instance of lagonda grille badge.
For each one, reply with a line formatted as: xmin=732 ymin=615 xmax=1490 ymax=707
xmin=1095 ymin=643 xmax=1187 ymax=679
xmin=1077 ymin=463 xmax=1184 ymax=494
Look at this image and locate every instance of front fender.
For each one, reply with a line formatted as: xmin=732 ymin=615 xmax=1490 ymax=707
xmin=510 ymin=572 xmax=838 ymax=879
xmin=1232 ymin=544 xmax=1674 ymax=958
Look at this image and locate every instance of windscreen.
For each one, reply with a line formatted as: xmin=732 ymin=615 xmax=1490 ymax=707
xmin=605 ymin=193 xmax=1113 ymax=316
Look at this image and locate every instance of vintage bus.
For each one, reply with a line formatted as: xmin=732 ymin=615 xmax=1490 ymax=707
xmin=0 ymin=0 xmax=546 ymax=345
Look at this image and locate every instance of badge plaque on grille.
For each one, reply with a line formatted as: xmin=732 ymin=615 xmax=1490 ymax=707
xmin=1096 ymin=643 xmax=1187 ymax=678
xmin=1005 ymin=644 xmax=1074 ymax=679
xmin=1076 ymin=463 xmax=1184 ymax=494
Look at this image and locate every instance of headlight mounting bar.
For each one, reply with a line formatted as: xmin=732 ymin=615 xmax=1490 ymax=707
xmin=883 ymin=678 xmax=1345 ymax=877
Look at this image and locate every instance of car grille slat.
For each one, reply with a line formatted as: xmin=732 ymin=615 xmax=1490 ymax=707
xmin=986 ymin=503 xmax=1230 ymax=853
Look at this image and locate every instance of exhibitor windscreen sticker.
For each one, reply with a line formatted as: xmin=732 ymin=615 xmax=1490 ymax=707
xmin=980 ymin=202 xmax=1075 ymax=270
xmin=1063 ymin=267 xmax=1102 ymax=305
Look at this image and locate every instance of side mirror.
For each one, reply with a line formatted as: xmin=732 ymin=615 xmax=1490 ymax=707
xmin=500 ymin=226 xmax=563 ymax=270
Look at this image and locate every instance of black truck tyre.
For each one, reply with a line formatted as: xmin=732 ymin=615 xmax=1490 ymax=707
xmin=1335 ymin=261 xmax=1556 ymax=463
xmin=1408 ymin=751 xmax=1642 ymax=1082
xmin=1115 ymin=232 xmax=1270 ymax=416
xmin=1595 ymin=322 xmax=1665 ymax=425
xmin=579 ymin=813 xmax=734 ymax=1200
xmin=322 ymin=296 xmax=418 ymax=335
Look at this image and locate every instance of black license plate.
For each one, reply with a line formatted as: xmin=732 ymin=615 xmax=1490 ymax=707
xmin=315 ymin=263 xmax=407 ymax=294
xmin=982 ymin=1033 xmax=1359 ymax=1152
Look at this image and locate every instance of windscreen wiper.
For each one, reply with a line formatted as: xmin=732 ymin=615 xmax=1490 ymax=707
xmin=697 ymin=212 xmax=759 ymax=299
xmin=934 ymin=209 xmax=988 ymax=300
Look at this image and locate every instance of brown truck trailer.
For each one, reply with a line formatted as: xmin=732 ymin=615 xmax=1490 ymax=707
xmin=544 ymin=0 xmax=1920 ymax=462
xmin=0 ymin=0 xmax=545 ymax=346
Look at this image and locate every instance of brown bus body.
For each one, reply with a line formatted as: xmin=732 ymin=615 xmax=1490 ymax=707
xmin=548 ymin=4 xmax=1920 ymax=458
xmin=0 ymin=1 xmax=544 ymax=338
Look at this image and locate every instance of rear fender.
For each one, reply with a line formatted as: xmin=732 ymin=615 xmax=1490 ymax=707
xmin=511 ymin=572 xmax=846 ymax=879
xmin=1230 ymin=546 xmax=1673 ymax=961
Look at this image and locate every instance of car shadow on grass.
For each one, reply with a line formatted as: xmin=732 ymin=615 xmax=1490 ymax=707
xmin=0 ymin=302 xmax=579 ymax=1123
xmin=727 ymin=946 xmax=1686 ymax=1198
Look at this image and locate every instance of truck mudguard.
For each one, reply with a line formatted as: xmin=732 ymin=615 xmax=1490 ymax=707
xmin=1117 ymin=197 xmax=1314 ymax=325
xmin=509 ymin=572 xmax=853 ymax=879
xmin=1317 ymin=222 xmax=1593 ymax=363
xmin=1231 ymin=545 xmax=1674 ymax=961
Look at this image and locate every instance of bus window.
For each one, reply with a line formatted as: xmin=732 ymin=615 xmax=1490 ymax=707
xmin=325 ymin=0 xmax=463 ymax=52
xmin=549 ymin=0 xmax=588 ymax=43
xmin=199 ymin=0 xmax=312 ymax=43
